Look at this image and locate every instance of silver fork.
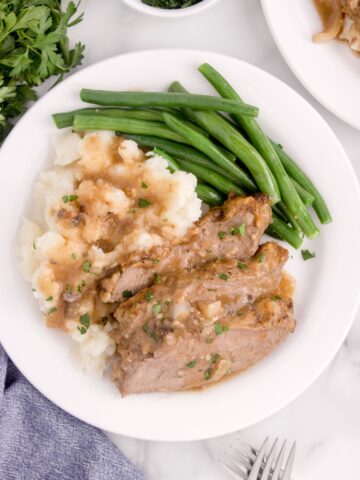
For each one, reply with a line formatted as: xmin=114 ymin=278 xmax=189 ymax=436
xmin=222 ymin=438 xmax=296 ymax=480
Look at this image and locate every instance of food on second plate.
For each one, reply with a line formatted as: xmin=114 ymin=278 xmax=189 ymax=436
xmin=111 ymin=242 xmax=294 ymax=394
xmin=20 ymin=62 xmax=332 ymax=394
xmin=312 ymin=0 xmax=360 ymax=52
xmin=141 ymin=0 xmax=202 ymax=9
xmin=100 ymin=194 xmax=272 ymax=303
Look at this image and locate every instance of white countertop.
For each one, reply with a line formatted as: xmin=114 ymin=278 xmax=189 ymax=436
xmin=65 ymin=1 xmax=360 ymax=478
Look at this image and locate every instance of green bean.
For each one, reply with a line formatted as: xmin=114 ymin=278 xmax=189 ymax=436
xmin=152 ymin=147 xmax=180 ymax=173
xmin=162 ymin=113 xmax=257 ymax=192
xmin=73 ymin=114 xmax=188 ymax=144
xmin=199 ymin=63 xmax=320 ymax=239
xmin=277 ymin=202 xmax=302 ymax=234
xmin=291 ymin=178 xmax=314 ymax=207
xmin=123 ymin=134 xmax=236 ymax=181
xmin=152 ymin=148 xmax=224 ymax=206
xmin=52 ymin=108 xmax=165 ymax=129
xmin=271 ymin=141 xmax=332 ymax=224
xmin=168 ymin=81 xmax=280 ymax=204
xmin=267 ymin=215 xmax=303 ymax=250
xmin=176 ymin=159 xmax=245 ymax=196
xmin=80 ymin=89 xmax=259 ymax=117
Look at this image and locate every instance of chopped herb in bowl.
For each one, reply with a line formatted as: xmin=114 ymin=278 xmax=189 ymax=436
xmin=141 ymin=0 xmax=202 ymax=8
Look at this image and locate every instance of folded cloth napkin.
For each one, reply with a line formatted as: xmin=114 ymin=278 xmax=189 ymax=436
xmin=0 ymin=345 xmax=144 ymax=480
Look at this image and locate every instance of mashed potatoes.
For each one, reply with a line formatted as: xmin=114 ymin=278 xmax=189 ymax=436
xmin=19 ymin=130 xmax=202 ymax=376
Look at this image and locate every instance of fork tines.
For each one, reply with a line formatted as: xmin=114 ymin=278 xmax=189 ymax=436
xmin=223 ymin=438 xmax=296 ymax=480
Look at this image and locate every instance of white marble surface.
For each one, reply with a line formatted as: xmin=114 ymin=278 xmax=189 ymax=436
xmin=64 ymin=0 xmax=360 ymax=477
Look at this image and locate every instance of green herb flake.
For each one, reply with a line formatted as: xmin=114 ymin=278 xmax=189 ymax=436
xmin=145 ymin=291 xmax=154 ymax=303
xmin=301 ymin=249 xmax=316 ymax=261
xmin=186 ymin=360 xmax=196 ymax=368
xmin=32 ymin=288 xmax=36 ymax=292
xmin=237 ymin=262 xmax=247 ymax=270
xmin=122 ymin=290 xmax=133 ymax=299
xmin=150 ymin=331 xmax=160 ymax=342
xmin=77 ymin=280 xmax=87 ymax=293
xmin=82 ymin=260 xmax=91 ymax=273
xmin=65 ymin=283 xmax=72 ymax=293
xmin=207 ymin=288 xmax=217 ymax=292
xmin=152 ymin=258 xmax=160 ymax=263
xmin=71 ymin=253 xmax=77 ymax=260
xmin=218 ymin=231 xmax=226 ymax=240
xmin=48 ymin=307 xmax=57 ymax=315
xmin=138 ymin=198 xmax=151 ymax=208
xmin=62 ymin=195 xmax=70 ymax=204
xmin=79 ymin=313 xmax=90 ymax=329
xmin=218 ymin=273 xmax=229 ymax=281
xmin=231 ymin=223 xmax=246 ymax=236
xmin=211 ymin=353 xmax=220 ymax=364
xmin=142 ymin=323 xmax=150 ymax=334
xmin=214 ymin=323 xmax=223 ymax=335
xmin=46 ymin=296 xmax=53 ymax=302
xmin=32 ymin=241 xmax=36 ymax=250
xmin=204 ymin=368 xmax=212 ymax=381
xmin=141 ymin=182 xmax=148 ymax=189
xmin=152 ymin=303 xmax=162 ymax=316
xmin=154 ymin=273 xmax=161 ymax=284
xmin=257 ymin=252 xmax=265 ymax=263
xmin=77 ymin=326 xmax=87 ymax=335
xmin=214 ymin=323 xmax=228 ymax=335
xmin=272 ymin=295 xmax=282 ymax=301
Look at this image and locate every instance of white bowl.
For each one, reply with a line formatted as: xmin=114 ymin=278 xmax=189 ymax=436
xmin=122 ymin=0 xmax=219 ymax=18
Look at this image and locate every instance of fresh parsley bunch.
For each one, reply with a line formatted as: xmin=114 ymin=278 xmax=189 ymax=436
xmin=0 ymin=0 xmax=85 ymax=142
xmin=141 ymin=0 xmax=202 ymax=8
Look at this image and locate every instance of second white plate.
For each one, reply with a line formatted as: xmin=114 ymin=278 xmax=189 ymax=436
xmin=261 ymin=0 xmax=360 ymax=129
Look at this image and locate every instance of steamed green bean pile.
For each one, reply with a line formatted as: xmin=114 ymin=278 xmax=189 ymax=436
xmin=52 ymin=63 xmax=331 ymax=249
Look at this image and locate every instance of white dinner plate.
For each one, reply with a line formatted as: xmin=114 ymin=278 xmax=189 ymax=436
xmin=1 ymin=50 xmax=360 ymax=441
xmin=261 ymin=0 xmax=360 ymax=130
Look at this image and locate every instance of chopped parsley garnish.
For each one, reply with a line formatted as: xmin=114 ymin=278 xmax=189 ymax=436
xmin=32 ymin=288 xmax=36 ymax=292
xmin=272 ymin=295 xmax=282 ymax=301
xmin=186 ymin=360 xmax=196 ymax=368
xmin=142 ymin=323 xmax=159 ymax=342
xmin=46 ymin=296 xmax=53 ymax=302
xmin=257 ymin=252 xmax=265 ymax=263
xmin=32 ymin=241 xmax=36 ymax=250
xmin=48 ymin=307 xmax=57 ymax=315
xmin=77 ymin=280 xmax=87 ymax=293
xmin=152 ymin=258 xmax=160 ymax=263
xmin=301 ymin=249 xmax=316 ymax=261
xmin=214 ymin=323 xmax=229 ymax=335
xmin=122 ymin=290 xmax=133 ymax=299
xmin=237 ymin=310 xmax=244 ymax=317
xmin=62 ymin=194 xmax=78 ymax=204
xmin=218 ymin=231 xmax=226 ymax=240
xmin=211 ymin=353 xmax=220 ymax=364
xmin=129 ymin=208 xmax=137 ymax=214
xmin=237 ymin=262 xmax=247 ymax=270
xmin=141 ymin=182 xmax=148 ymax=189
xmin=82 ymin=260 xmax=91 ymax=273
xmin=145 ymin=291 xmax=154 ymax=303
xmin=207 ymin=288 xmax=217 ymax=292
xmin=231 ymin=223 xmax=246 ymax=236
xmin=150 ymin=331 xmax=160 ymax=342
xmin=218 ymin=273 xmax=229 ymax=281
xmin=78 ymin=313 xmax=90 ymax=335
xmin=204 ymin=368 xmax=212 ymax=381
xmin=138 ymin=198 xmax=151 ymax=208
xmin=71 ymin=253 xmax=77 ymax=260
xmin=154 ymin=273 xmax=161 ymax=284
xmin=152 ymin=303 xmax=162 ymax=315
xmin=65 ymin=284 xmax=72 ymax=293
